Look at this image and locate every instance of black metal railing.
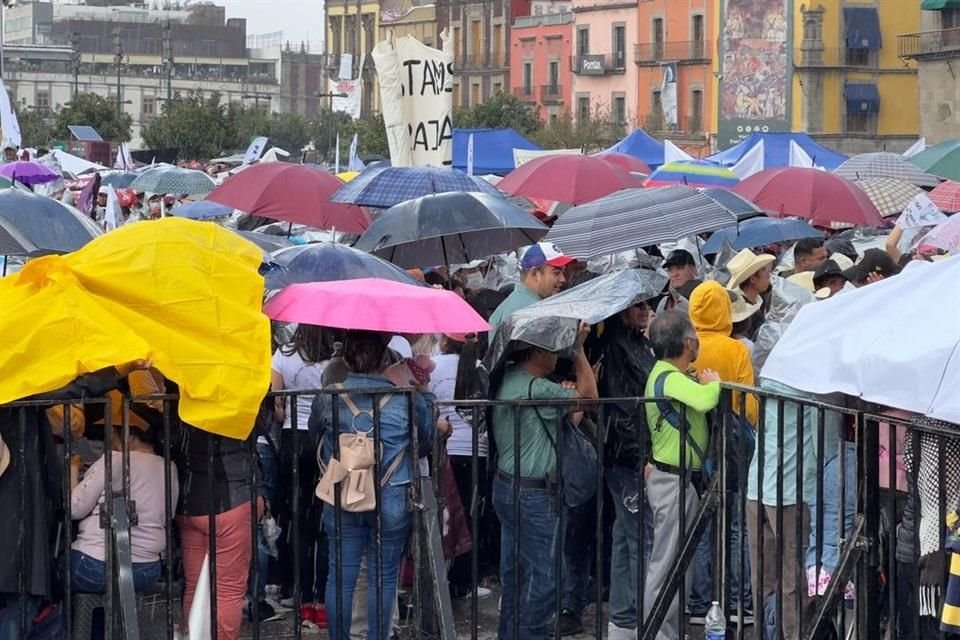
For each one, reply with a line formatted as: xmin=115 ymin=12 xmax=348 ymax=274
xmin=512 ymin=86 xmax=537 ymax=102
xmin=540 ymin=84 xmax=563 ymax=104
xmin=2 ymin=381 xmax=955 ymax=640
xmin=793 ymin=46 xmax=880 ymax=68
xmin=633 ymin=40 xmax=709 ymax=64
xmin=899 ymin=27 xmax=960 ymax=59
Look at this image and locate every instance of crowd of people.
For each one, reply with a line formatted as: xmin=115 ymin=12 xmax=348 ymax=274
xmin=0 ymin=168 xmax=957 ymax=640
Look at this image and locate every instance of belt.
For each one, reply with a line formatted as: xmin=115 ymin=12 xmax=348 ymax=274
xmin=652 ymin=460 xmax=702 ymax=478
xmin=497 ymin=469 xmax=549 ymax=489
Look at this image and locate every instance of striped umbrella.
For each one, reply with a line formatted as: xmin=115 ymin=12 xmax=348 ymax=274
xmin=854 ymin=178 xmax=924 ymax=217
xmin=644 ymin=160 xmax=740 ymax=189
xmin=835 ymin=152 xmax=940 ymax=188
xmin=130 ymin=166 xmax=216 ymax=195
xmin=929 ymin=180 xmax=960 ymax=213
xmin=543 ymin=185 xmax=739 ymax=260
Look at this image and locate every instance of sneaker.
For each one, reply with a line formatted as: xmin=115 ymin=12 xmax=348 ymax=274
xmin=266 ymin=596 xmax=292 ymax=613
xmin=454 ymin=586 xmax=493 ymax=600
xmin=313 ymin=604 xmax=328 ymax=629
xmin=607 ymin=621 xmax=636 ymax=640
xmin=300 ymin=620 xmax=321 ymax=635
xmin=247 ymin=600 xmax=285 ymax=623
xmin=556 ymin=608 xmax=584 ymax=636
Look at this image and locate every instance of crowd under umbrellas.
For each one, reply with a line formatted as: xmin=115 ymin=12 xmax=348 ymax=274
xmin=0 ymin=137 xmax=959 ymax=640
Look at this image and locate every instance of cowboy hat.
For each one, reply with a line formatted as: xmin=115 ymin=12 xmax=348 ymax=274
xmin=726 ymin=249 xmax=776 ymax=290
xmin=729 ymin=289 xmax=762 ymax=323
xmin=786 ymin=271 xmax=830 ymax=299
xmin=0 ymin=435 xmax=9 ymax=478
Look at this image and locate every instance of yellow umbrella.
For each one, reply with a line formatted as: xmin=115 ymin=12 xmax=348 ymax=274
xmin=337 ymin=171 xmax=361 ymax=182
xmin=0 ymin=218 xmax=271 ymax=439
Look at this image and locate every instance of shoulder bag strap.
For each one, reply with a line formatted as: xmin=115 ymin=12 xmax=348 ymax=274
xmin=653 ymin=371 xmax=708 ymax=466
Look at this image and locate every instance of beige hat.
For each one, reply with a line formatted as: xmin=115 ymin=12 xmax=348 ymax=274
xmin=786 ymin=271 xmax=830 ymax=299
xmin=829 ymin=252 xmax=855 ymax=271
xmin=0 ymin=435 xmax=9 ymax=478
xmin=729 ymin=289 xmax=761 ymax=323
xmin=726 ymin=249 xmax=776 ymax=290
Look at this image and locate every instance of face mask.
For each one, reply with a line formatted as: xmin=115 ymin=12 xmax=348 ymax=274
xmin=464 ymin=272 xmax=483 ymax=289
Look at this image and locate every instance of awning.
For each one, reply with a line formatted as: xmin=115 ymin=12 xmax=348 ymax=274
xmin=922 ymin=0 xmax=960 ymax=10
xmin=846 ymin=83 xmax=880 ymax=114
xmin=843 ymin=7 xmax=882 ymax=50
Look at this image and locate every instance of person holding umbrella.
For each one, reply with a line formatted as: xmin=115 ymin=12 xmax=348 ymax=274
xmin=488 ymin=243 xmax=574 ymax=333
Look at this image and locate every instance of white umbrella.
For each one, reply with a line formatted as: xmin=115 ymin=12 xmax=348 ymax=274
xmin=761 ymin=256 xmax=960 ymax=423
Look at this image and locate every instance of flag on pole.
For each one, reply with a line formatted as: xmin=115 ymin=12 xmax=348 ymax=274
xmin=466 ymin=133 xmax=475 ymax=176
xmin=347 ymin=133 xmax=365 ymax=171
xmin=334 ymin=132 xmax=341 ymax=174
xmin=103 ymin=186 xmax=123 ymax=231
xmin=114 ymin=143 xmax=134 ymax=170
xmin=0 ymin=77 xmax=22 ymax=149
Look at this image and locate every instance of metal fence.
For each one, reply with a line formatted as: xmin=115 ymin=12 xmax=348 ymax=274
xmin=0 ymin=383 xmax=956 ymax=639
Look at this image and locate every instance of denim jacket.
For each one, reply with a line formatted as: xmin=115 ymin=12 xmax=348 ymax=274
xmin=308 ymin=373 xmax=435 ymax=487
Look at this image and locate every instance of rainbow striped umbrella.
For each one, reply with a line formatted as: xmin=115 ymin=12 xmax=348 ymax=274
xmin=644 ymin=159 xmax=740 ymax=189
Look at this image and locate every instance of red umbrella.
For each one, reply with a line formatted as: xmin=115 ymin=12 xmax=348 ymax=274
xmin=732 ymin=167 xmax=885 ymax=227
xmin=929 ymin=180 xmax=960 ymax=213
xmin=207 ymin=163 xmax=371 ymax=233
xmin=594 ymin=152 xmax=652 ymax=176
xmin=497 ymin=155 xmax=641 ymax=205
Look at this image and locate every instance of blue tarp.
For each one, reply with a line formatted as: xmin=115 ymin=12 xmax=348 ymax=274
xmin=604 ymin=129 xmax=665 ymax=169
xmin=452 ymin=128 xmax=542 ymax=175
xmin=843 ymin=7 xmax=882 ymax=50
xmin=845 ymin=83 xmax=880 ymax=114
xmin=706 ymin=132 xmax=848 ymax=171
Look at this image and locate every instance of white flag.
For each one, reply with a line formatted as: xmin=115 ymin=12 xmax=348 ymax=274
xmin=731 ymin=139 xmax=764 ymax=179
xmin=114 ymin=143 xmax=134 ymax=170
xmin=664 ymin=140 xmax=693 ymax=164
xmin=466 ymin=134 xmax=475 ymax=176
xmin=788 ymin=140 xmax=814 ymax=168
xmin=0 ymin=78 xmax=22 ymax=149
xmin=902 ymin=138 xmax=926 ymax=158
xmin=347 ymin=133 xmax=364 ymax=171
xmin=242 ymin=136 xmax=269 ymax=165
xmin=103 ymin=186 xmax=123 ymax=231
xmin=334 ymin=132 xmax=341 ymax=174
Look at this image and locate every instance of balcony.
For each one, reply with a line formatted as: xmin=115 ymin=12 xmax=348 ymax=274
xmin=633 ymin=41 xmax=710 ymax=65
xmin=641 ymin=112 xmax=704 ymax=136
xmin=793 ymin=46 xmax=879 ymax=69
xmin=571 ymin=53 xmax=627 ymax=75
xmin=898 ymin=27 xmax=960 ymax=60
xmin=455 ymin=52 xmax=507 ymax=70
xmin=512 ymin=86 xmax=537 ymax=102
xmin=540 ymin=84 xmax=563 ymax=104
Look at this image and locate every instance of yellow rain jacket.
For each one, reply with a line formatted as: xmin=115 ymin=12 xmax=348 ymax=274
xmin=0 ymin=218 xmax=271 ymax=439
xmin=688 ymin=280 xmax=759 ymax=426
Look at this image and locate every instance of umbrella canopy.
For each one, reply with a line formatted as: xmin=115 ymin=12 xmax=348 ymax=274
xmin=100 ymin=171 xmax=139 ymax=188
xmin=330 ymin=165 xmax=502 ymax=209
xmin=337 ymin=171 xmax=361 ymax=182
xmin=908 ymin=139 xmax=960 ymax=181
xmin=732 ymin=167 xmax=885 ymax=227
xmin=174 ymin=200 xmax=235 ymax=220
xmin=700 ymin=188 xmax=766 ymax=221
xmin=594 ymin=152 xmax=652 ymax=175
xmin=0 ymin=190 xmax=102 ymax=256
xmin=700 ymin=217 xmax=822 ymax=255
xmin=353 ymin=192 xmax=549 ymax=268
xmin=644 ymin=160 xmax=740 ymax=189
xmin=264 ymin=242 xmax=425 ymax=290
xmin=853 ymin=178 xmax=924 ymax=217
xmin=929 ymin=180 xmax=960 ymax=213
xmin=761 ymin=257 xmax=960 ymax=424
xmin=835 ymin=152 xmax=940 ymax=187
xmin=919 ymin=215 xmax=960 ymax=252
xmin=263 ymin=278 xmax=490 ymax=334
xmin=207 ymin=163 xmax=370 ymax=233
xmin=543 ymin=185 xmax=740 ymax=260
xmin=485 ymin=269 xmax=668 ymax=370
xmin=497 ymin=155 xmax=640 ymax=205
xmin=0 ymin=161 xmax=61 ymax=186
xmin=129 ymin=166 xmax=216 ymax=195
xmin=231 ymin=230 xmax=294 ymax=257
xmin=0 ymin=217 xmax=271 ymax=438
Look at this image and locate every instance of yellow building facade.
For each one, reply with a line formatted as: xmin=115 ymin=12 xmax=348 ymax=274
xmin=326 ymin=0 xmax=382 ymax=115
xmin=791 ymin=0 xmax=919 ymax=141
xmin=379 ymin=4 xmax=439 ymax=49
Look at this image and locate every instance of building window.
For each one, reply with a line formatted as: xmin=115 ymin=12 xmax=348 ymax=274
xmin=653 ymin=18 xmax=664 ymax=59
xmin=845 ymin=113 xmax=876 ymax=134
xmin=692 ymin=15 xmax=704 ymax=58
xmin=523 ymin=62 xmax=533 ymax=95
xmin=691 ymin=89 xmax=703 ymax=132
xmin=493 ymin=25 xmax=503 ymax=66
xmin=550 ymin=112 xmax=558 ymax=124
xmin=944 ymin=9 xmax=960 ymax=28
xmin=452 ymin=3 xmax=461 ymax=21
xmin=142 ymin=96 xmax=156 ymax=119
xmin=453 ymin=83 xmax=461 ymax=108
xmin=454 ymin=27 xmax=461 ymax=63
xmin=612 ymin=25 xmax=626 ymax=69
xmin=471 ymin=20 xmax=482 ymax=58
xmin=613 ymin=96 xmax=626 ymax=126
xmin=845 ymin=48 xmax=870 ymax=66
xmin=548 ymin=60 xmax=559 ymax=89
xmin=650 ymin=89 xmax=663 ymax=129
xmin=576 ymin=26 xmax=589 ymax=57
xmin=577 ymin=96 xmax=590 ymax=124
xmin=493 ymin=82 xmax=502 ymax=93
xmin=472 ymin=83 xmax=481 ymax=105
xmin=36 ymin=90 xmax=50 ymax=112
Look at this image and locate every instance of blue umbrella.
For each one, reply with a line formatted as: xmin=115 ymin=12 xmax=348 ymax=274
xmin=701 ymin=188 xmax=765 ymax=222
xmin=0 ymin=189 xmax=102 ymax=256
xmin=100 ymin=172 xmax=138 ymax=188
xmin=263 ymin=242 xmax=425 ymax=290
xmin=174 ymin=200 xmax=234 ymax=220
xmin=330 ymin=165 xmax=503 ymax=209
xmin=701 ymin=217 xmax=822 ymax=255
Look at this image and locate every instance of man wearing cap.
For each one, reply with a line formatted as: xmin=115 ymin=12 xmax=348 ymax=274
xmin=655 ymin=249 xmax=702 ymax=314
xmin=2 ymin=143 xmax=17 ymax=164
xmin=812 ymin=259 xmax=849 ymax=297
xmin=843 ymin=248 xmax=901 ymax=287
xmin=488 ymin=242 xmax=573 ymax=332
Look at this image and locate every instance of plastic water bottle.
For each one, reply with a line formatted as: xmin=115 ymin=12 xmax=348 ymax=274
xmin=704 ymin=601 xmax=726 ymax=640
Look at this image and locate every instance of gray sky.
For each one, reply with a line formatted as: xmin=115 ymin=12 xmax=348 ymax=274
xmin=215 ymin=0 xmax=325 ymax=50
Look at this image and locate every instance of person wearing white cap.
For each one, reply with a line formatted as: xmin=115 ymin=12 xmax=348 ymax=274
xmin=488 ymin=242 xmax=574 ymax=333
xmin=2 ymin=142 xmax=17 ymax=164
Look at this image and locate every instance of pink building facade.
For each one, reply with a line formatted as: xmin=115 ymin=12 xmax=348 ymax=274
xmin=509 ymin=1 xmax=574 ymax=122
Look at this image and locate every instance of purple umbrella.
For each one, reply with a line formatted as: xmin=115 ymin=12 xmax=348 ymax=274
xmin=0 ymin=161 xmax=61 ymax=186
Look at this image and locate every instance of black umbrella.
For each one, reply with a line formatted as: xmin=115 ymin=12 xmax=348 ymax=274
xmin=263 ymin=242 xmax=425 ymax=290
xmin=0 ymin=189 xmax=102 ymax=257
xmin=353 ymin=192 xmax=549 ymax=268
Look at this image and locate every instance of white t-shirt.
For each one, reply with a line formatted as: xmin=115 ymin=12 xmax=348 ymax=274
xmin=428 ymin=353 xmax=488 ymax=457
xmin=271 ymin=348 xmax=330 ymax=431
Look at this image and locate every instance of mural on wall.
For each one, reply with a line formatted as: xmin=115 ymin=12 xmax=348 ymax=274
xmin=718 ymin=0 xmax=791 ymax=149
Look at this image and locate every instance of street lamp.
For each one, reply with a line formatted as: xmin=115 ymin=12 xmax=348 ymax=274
xmin=315 ymin=92 xmax=348 ymax=163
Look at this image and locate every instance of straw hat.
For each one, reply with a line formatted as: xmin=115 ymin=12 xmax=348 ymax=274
xmin=729 ymin=289 xmax=762 ymax=323
xmin=0 ymin=435 xmax=8 ymax=478
xmin=726 ymin=249 xmax=776 ymax=290
xmin=786 ymin=271 xmax=830 ymax=299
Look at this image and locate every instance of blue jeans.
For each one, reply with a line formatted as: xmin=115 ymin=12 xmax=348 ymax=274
xmin=688 ymin=494 xmax=753 ymax=614
xmin=806 ymin=442 xmax=857 ymax=572
xmin=70 ymin=550 xmax=161 ymax=594
xmin=251 ymin=442 xmax=278 ymax=601
xmin=562 ymin=501 xmax=593 ymax=614
xmin=493 ymin=476 xmax=559 ymax=640
xmin=322 ymin=485 xmax=410 ymax=640
xmin=605 ymin=465 xmax=654 ymax=629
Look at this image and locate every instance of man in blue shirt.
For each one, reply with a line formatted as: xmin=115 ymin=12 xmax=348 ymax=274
xmin=488 ymin=242 xmax=574 ymax=333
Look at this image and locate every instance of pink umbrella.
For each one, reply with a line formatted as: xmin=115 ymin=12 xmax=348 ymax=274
xmin=263 ymin=278 xmax=491 ymax=334
xmin=920 ymin=214 xmax=960 ymax=253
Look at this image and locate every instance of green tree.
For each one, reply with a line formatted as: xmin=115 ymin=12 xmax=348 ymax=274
xmin=453 ymin=91 xmax=542 ymax=136
xmin=142 ymin=90 xmax=234 ymax=160
xmin=340 ymin=112 xmax=390 ymax=159
xmin=17 ymin=107 xmax=56 ymax=148
xmin=310 ymin=108 xmax=356 ymax=162
xmin=53 ymin=93 xmax=133 ymax=143
xmin=530 ymin=107 xmax=622 ymax=152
